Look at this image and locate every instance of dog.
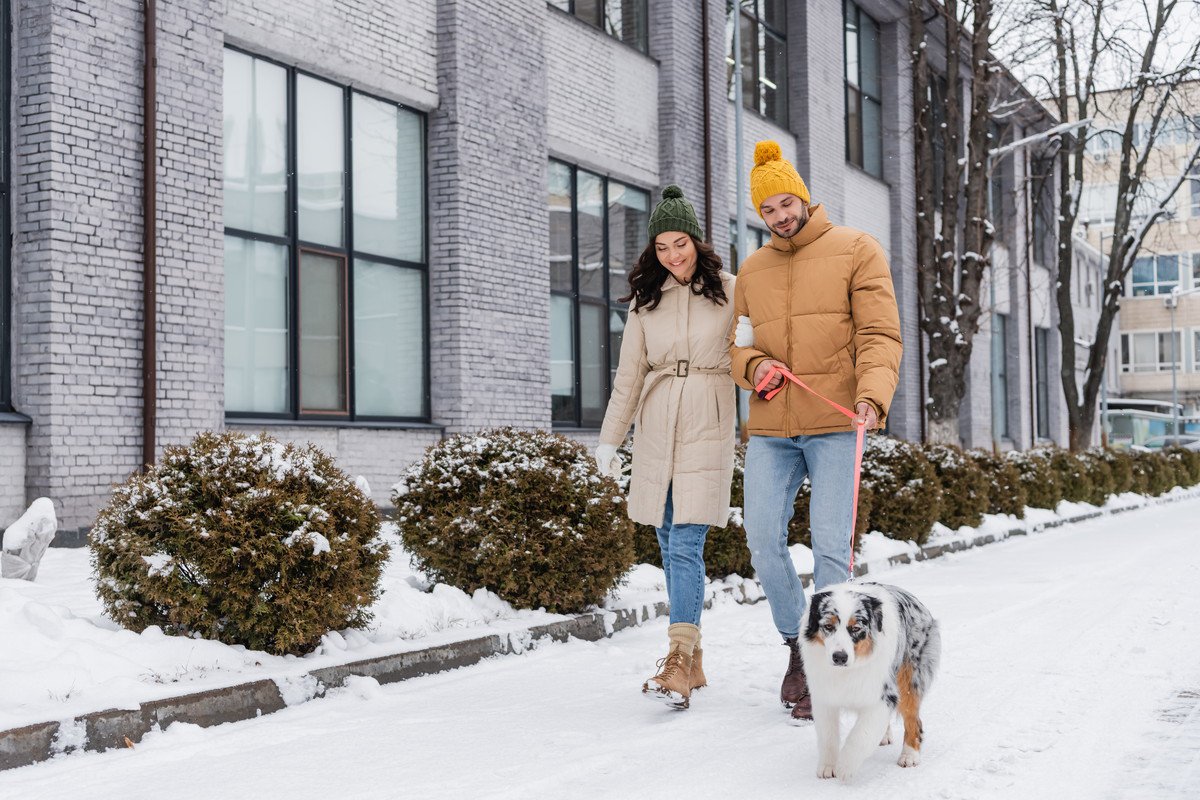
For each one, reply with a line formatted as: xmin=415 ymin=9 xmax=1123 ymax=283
xmin=800 ymin=581 xmax=941 ymax=781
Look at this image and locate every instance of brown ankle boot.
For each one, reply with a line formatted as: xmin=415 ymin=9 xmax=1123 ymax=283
xmin=781 ymin=637 xmax=812 ymax=719
xmin=691 ymin=646 xmax=707 ymax=690
xmin=643 ymin=623 xmax=700 ymax=708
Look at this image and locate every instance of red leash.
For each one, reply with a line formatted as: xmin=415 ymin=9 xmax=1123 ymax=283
xmin=753 ymin=365 xmax=867 ymax=577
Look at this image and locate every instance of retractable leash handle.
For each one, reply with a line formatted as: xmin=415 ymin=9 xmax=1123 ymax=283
xmin=754 ymin=364 xmax=868 ymax=578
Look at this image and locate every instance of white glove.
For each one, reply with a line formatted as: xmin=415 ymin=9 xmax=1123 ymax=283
xmin=735 ymin=315 xmax=755 ymax=347
xmin=594 ymin=444 xmax=622 ymax=480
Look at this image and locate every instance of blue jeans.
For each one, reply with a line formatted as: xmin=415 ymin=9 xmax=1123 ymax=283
xmin=656 ymin=484 xmax=710 ymax=626
xmin=743 ymin=431 xmax=858 ymax=639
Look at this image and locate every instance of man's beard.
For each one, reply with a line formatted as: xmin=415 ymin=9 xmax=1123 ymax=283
xmin=770 ymin=213 xmax=806 ymax=238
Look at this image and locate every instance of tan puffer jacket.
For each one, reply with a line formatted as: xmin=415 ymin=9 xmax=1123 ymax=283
xmin=599 ymin=272 xmax=736 ymax=528
xmin=729 ymin=204 xmax=902 ymax=436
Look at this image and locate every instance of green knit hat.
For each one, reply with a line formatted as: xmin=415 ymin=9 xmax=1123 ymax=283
xmin=647 ymin=184 xmax=704 ymax=242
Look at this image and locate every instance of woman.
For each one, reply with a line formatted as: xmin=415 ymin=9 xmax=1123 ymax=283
xmin=595 ymin=184 xmax=736 ymax=709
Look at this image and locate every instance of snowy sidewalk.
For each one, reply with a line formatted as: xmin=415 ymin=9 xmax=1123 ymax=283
xmin=3 ymin=493 xmax=1198 ymax=797
xmin=0 ymin=489 xmax=1195 ymax=772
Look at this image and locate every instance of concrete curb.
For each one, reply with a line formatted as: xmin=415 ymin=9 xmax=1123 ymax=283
xmin=3 ymin=487 xmax=1199 ymax=771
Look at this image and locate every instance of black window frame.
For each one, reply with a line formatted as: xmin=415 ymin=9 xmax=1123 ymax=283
xmin=222 ymin=46 xmax=430 ymax=424
xmin=844 ymin=0 xmax=883 ymax=178
xmin=1034 ymin=326 xmax=1050 ymax=440
xmin=992 ymin=312 xmax=1010 ymax=439
xmin=727 ymin=1 xmax=789 ymax=126
xmin=549 ymin=159 xmax=649 ymax=429
xmin=0 ymin=0 xmax=10 ymax=413
xmin=547 ymin=0 xmax=650 ymax=54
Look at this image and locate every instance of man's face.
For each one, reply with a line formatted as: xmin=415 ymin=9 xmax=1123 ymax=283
xmin=759 ymin=193 xmax=809 ymax=239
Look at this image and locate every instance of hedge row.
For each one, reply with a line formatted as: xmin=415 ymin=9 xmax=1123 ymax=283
xmin=89 ymin=429 xmax=1200 ymax=655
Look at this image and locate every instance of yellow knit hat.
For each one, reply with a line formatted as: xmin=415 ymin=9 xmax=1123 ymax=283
xmin=750 ymin=140 xmax=810 ymax=215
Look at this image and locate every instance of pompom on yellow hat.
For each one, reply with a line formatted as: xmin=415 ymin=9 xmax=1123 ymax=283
xmin=750 ymin=140 xmax=810 ymax=215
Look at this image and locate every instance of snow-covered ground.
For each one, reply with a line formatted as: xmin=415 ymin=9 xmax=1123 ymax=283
xmin=3 ymin=494 xmax=1198 ymax=797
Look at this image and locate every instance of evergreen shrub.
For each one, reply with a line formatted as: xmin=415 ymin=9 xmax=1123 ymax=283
xmin=859 ymin=435 xmax=942 ymax=545
xmin=393 ymin=429 xmax=634 ymax=614
xmin=1006 ymin=448 xmax=1064 ymax=509
xmin=968 ymin=449 xmax=1027 ymax=518
xmin=922 ymin=443 xmax=989 ymax=529
xmin=1076 ymin=449 xmax=1116 ymax=506
xmin=1049 ymin=448 xmax=1094 ymax=503
xmin=91 ymin=431 xmax=387 ymax=656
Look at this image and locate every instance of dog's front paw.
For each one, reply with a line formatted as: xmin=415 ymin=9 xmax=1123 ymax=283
xmin=897 ymin=746 xmax=921 ymax=768
xmin=834 ymin=760 xmax=858 ymax=783
xmin=880 ymin=724 xmax=893 ymax=746
xmin=816 ymin=762 xmax=837 ymax=780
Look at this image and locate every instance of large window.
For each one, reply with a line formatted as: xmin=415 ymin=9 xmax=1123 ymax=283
xmin=549 ymin=161 xmax=648 ymax=427
xmin=726 ymin=1 xmax=788 ymax=125
xmin=1194 ymin=330 xmax=1200 ymax=372
xmin=991 ymin=313 xmax=1009 ymax=438
xmin=0 ymin=0 xmax=9 ymax=412
xmin=1035 ymin=327 xmax=1051 ymax=440
xmin=1128 ymin=254 xmax=1180 ymax=296
xmin=549 ymin=0 xmax=648 ymax=53
xmin=1120 ymin=331 xmax=1181 ymax=373
xmin=844 ymin=1 xmax=882 ymax=178
xmin=223 ymin=49 xmax=427 ymax=420
xmin=728 ymin=220 xmax=769 ymax=274
xmin=1031 ymin=156 xmax=1056 ymax=266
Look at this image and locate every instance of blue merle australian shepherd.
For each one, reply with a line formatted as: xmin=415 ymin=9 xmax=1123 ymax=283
xmin=799 ymin=582 xmax=941 ymax=782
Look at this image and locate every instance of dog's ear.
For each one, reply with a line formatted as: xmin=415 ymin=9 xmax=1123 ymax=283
xmin=804 ymin=592 xmax=830 ymax=641
xmin=863 ymin=595 xmax=884 ymax=634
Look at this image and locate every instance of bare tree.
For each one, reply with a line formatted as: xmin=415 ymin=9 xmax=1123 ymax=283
xmin=1007 ymin=0 xmax=1200 ymax=450
xmin=910 ymin=0 xmax=998 ymax=444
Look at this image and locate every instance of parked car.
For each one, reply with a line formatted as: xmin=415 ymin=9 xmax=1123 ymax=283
xmin=1141 ymin=435 xmax=1200 ymax=451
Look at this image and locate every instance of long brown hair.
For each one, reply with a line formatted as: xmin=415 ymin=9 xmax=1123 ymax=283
xmin=619 ymin=236 xmax=728 ymax=313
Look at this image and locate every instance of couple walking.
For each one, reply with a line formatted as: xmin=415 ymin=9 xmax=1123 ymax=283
xmin=595 ymin=141 xmax=902 ymax=717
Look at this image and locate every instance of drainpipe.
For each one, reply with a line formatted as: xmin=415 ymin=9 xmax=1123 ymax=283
xmin=700 ymin=0 xmax=713 ymax=241
xmin=142 ymin=0 xmax=157 ymax=469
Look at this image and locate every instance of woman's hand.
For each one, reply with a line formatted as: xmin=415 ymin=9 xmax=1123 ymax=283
xmin=594 ymin=444 xmax=622 ymax=480
xmin=734 ymin=315 xmax=755 ymax=347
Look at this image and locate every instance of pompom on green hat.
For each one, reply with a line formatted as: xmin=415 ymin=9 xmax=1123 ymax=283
xmin=647 ymin=184 xmax=704 ymax=242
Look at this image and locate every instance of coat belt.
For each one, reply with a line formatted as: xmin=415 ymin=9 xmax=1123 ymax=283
xmin=648 ymin=360 xmax=728 ymax=378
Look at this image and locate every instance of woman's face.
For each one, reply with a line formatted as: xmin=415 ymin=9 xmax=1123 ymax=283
xmin=654 ymin=232 xmax=698 ymax=283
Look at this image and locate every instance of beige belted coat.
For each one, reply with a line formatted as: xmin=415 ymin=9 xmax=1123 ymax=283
xmin=599 ymin=271 xmax=737 ymax=528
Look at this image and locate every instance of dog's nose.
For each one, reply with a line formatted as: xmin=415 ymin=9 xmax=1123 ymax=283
xmin=831 ymin=650 xmax=848 ymax=666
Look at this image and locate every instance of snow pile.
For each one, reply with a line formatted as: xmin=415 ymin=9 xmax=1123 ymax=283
xmin=1 ymin=498 xmax=58 ymax=581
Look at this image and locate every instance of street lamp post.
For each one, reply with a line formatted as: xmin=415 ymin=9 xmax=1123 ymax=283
xmin=1163 ymin=285 xmax=1200 ymax=435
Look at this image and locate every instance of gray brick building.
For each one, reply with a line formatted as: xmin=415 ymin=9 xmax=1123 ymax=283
xmin=0 ymin=0 xmax=1081 ymax=542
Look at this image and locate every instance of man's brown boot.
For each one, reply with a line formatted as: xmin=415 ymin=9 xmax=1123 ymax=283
xmin=781 ymin=637 xmax=812 ymax=719
xmin=643 ymin=623 xmax=699 ymax=708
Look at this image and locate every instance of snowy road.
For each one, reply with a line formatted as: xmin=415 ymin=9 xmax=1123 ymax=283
xmin=4 ymin=498 xmax=1200 ymax=799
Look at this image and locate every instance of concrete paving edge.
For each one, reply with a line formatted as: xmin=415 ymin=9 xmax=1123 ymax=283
xmin=3 ymin=488 xmax=1198 ymax=772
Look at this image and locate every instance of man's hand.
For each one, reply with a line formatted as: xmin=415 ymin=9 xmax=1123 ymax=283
xmin=854 ymin=402 xmax=879 ymax=430
xmin=753 ymin=359 xmax=789 ymax=394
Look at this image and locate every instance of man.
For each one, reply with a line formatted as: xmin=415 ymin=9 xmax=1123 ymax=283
xmin=730 ymin=140 xmax=902 ymax=722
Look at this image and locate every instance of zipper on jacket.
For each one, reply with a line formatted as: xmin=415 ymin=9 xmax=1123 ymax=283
xmin=785 ymin=245 xmax=795 ymax=433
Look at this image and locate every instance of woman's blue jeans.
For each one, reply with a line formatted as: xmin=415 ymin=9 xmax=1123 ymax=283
xmin=656 ymin=484 xmax=710 ymax=626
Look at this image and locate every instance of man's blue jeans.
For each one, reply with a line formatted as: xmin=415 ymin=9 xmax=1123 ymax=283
xmin=743 ymin=431 xmax=858 ymax=639
xmin=656 ymin=484 xmax=709 ymax=626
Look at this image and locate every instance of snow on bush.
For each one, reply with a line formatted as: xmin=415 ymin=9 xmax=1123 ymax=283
xmin=90 ymin=431 xmax=387 ymax=656
xmin=1005 ymin=448 xmax=1064 ymax=509
xmin=1095 ymin=448 xmax=1134 ymax=495
xmin=860 ymin=435 xmax=942 ymax=545
xmin=1048 ymin=448 xmax=1094 ymax=504
xmin=392 ymin=428 xmax=634 ymax=614
xmin=922 ymin=443 xmax=989 ymax=529
xmin=1076 ymin=449 xmax=1116 ymax=505
xmin=967 ymin=449 xmax=1026 ymax=518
